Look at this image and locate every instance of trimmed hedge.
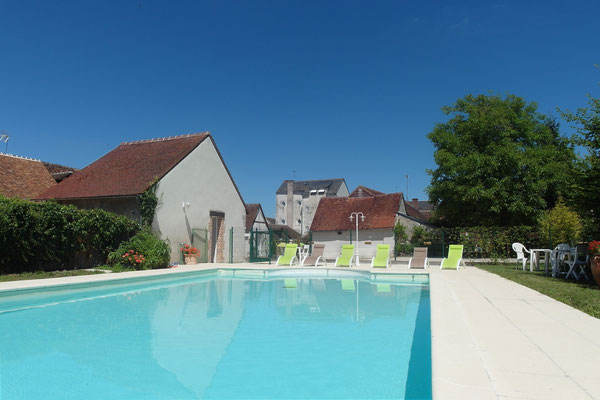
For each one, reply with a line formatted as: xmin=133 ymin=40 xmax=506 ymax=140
xmin=433 ymin=226 xmax=545 ymax=258
xmin=0 ymin=196 xmax=139 ymax=273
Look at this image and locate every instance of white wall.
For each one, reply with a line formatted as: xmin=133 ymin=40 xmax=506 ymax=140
xmin=153 ymin=138 xmax=246 ymax=262
xmin=275 ymin=194 xmax=287 ymax=224
xmin=312 ymin=228 xmax=394 ymax=261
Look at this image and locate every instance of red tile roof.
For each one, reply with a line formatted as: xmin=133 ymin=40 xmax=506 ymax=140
xmin=246 ymin=204 xmax=259 ymax=231
xmin=310 ymin=193 xmax=403 ymax=231
xmin=404 ymin=201 xmax=428 ymax=221
xmin=349 ymin=185 xmax=385 ymax=197
xmin=37 ymin=133 xmax=209 ymax=200
xmin=0 ymin=154 xmax=57 ymax=199
xmin=43 ymin=161 xmax=78 ymax=182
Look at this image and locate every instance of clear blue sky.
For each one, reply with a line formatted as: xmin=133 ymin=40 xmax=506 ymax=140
xmin=1 ymin=0 xmax=599 ymax=217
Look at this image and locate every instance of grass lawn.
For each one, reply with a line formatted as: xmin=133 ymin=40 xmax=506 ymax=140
xmin=0 ymin=269 xmax=106 ymax=283
xmin=477 ymin=264 xmax=600 ymax=319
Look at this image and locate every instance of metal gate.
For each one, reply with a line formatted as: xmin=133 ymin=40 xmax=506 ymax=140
xmin=249 ymin=229 xmax=273 ymax=262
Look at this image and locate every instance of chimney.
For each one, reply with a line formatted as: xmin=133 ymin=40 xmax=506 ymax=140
xmin=412 ymin=198 xmax=419 ymax=207
xmin=286 ymin=180 xmax=294 ymax=227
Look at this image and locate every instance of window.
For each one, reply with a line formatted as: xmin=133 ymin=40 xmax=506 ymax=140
xmin=297 ymin=219 xmax=301 ymax=224
xmin=310 ymin=190 xmax=317 ymax=195
xmin=318 ymin=189 xmax=325 ymax=195
xmin=297 ymin=200 xmax=301 ymax=206
xmin=281 ymin=219 xmax=286 ymax=224
xmin=281 ymin=201 xmax=286 ymax=207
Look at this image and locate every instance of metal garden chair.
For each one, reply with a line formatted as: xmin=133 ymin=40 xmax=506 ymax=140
xmin=565 ymin=244 xmax=589 ymax=281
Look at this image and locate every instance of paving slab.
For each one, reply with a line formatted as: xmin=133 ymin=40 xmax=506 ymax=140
xmin=430 ymin=265 xmax=600 ymax=400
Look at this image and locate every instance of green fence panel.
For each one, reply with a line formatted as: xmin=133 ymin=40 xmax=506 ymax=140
xmin=192 ymin=228 xmax=209 ymax=263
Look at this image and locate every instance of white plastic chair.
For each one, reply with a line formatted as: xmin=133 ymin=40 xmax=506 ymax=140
xmin=512 ymin=242 xmax=533 ymax=270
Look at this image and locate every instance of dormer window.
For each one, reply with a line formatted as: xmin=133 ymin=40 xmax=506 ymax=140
xmin=317 ymin=189 xmax=325 ymax=194
xmin=310 ymin=190 xmax=317 ymax=195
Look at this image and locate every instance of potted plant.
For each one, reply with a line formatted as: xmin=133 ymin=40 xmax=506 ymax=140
xmin=181 ymin=244 xmax=200 ymax=265
xmin=588 ymin=241 xmax=600 ymax=287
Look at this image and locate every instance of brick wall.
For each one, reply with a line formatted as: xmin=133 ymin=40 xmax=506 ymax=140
xmin=208 ymin=217 xmax=225 ymax=263
xmin=216 ymin=219 xmax=225 ymax=263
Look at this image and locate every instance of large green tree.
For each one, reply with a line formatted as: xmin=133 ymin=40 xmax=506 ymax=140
xmin=427 ymin=93 xmax=574 ymax=227
xmin=560 ymin=93 xmax=600 ymax=239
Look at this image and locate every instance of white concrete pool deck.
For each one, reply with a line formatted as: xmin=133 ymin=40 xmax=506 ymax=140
xmin=1 ymin=262 xmax=599 ymax=400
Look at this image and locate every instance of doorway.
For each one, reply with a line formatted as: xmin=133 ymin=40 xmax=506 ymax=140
xmin=209 ymin=211 xmax=225 ymax=263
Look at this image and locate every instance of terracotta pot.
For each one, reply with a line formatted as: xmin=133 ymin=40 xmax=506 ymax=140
xmin=184 ymin=254 xmax=197 ymax=265
xmin=591 ymin=254 xmax=600 ymax=287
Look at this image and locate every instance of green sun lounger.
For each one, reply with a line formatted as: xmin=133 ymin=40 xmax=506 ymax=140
xmin=441 ymin=244 xmax=465 ymax=270
xmin=276 ymin=243 xmax=298 ymax=266
xmin=335 ymin=244 xmax=355 ymax=267
xmin=370 ymin=244 xmax=390 ymax=268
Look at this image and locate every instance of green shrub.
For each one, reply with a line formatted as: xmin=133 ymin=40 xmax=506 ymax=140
xmin=538 ymin=199 xmax=582 ymax=247
xmin=108 ymin=229 xmax=170 ymax=270
xmin=410 ymin=226 xmax=429 ymax=246
xmin=395 ymin=242 xmax=414 ymax=255
xmin=394 ymin=223 xmax=409 ymax=255
xmin=0 ymin=196 xmax=139 ymax=273
xmin=433 ymin=225 xmax=544 ymax=258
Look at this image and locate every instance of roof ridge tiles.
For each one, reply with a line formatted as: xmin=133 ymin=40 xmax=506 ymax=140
xmin=120 ymin=132 xmax=209 ymax=146
xmin=0 ymin=152 xmax=41 ymax=162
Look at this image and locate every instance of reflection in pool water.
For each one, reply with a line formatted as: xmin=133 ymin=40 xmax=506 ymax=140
xmin=0 ymin=275 xmax=431 ymax=399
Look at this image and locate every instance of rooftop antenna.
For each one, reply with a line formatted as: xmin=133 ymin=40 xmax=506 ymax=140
xmin=292 ymin=169 xmax=296 ymax=180
xmin=0 ymin=132 xmax=8 ymax=153
xmin=405 ymin=174 xmax=409 ymax=199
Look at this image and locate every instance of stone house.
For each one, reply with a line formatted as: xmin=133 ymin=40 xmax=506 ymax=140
xmin=37 ymin=133 xmax=246 ymax=263
xmin=275 ymin=178 xmax=349 ymax=236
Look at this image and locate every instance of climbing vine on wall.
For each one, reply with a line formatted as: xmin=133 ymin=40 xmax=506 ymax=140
xmin=138 ymin=181 xmax=158 ymax=227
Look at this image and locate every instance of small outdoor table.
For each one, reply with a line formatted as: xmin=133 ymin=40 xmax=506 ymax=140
xmin=529 ymin=249 xmax=552 ymax=273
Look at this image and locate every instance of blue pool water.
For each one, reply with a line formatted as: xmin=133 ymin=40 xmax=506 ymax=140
xmin=0 ymin=271 xmax=431 ymax=399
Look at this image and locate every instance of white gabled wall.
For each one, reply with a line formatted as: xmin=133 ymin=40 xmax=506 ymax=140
xmin=251 ymin=207 xmax=269 ymax=232
xmin=244 ymin=206 xmax=270 ymax=261
xmin=153 ymin=137 xmax=246 ymax=262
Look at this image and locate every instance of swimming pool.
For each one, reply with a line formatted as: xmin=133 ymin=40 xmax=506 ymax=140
xmin=0 ymin=270 xmax=431 ymax=399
